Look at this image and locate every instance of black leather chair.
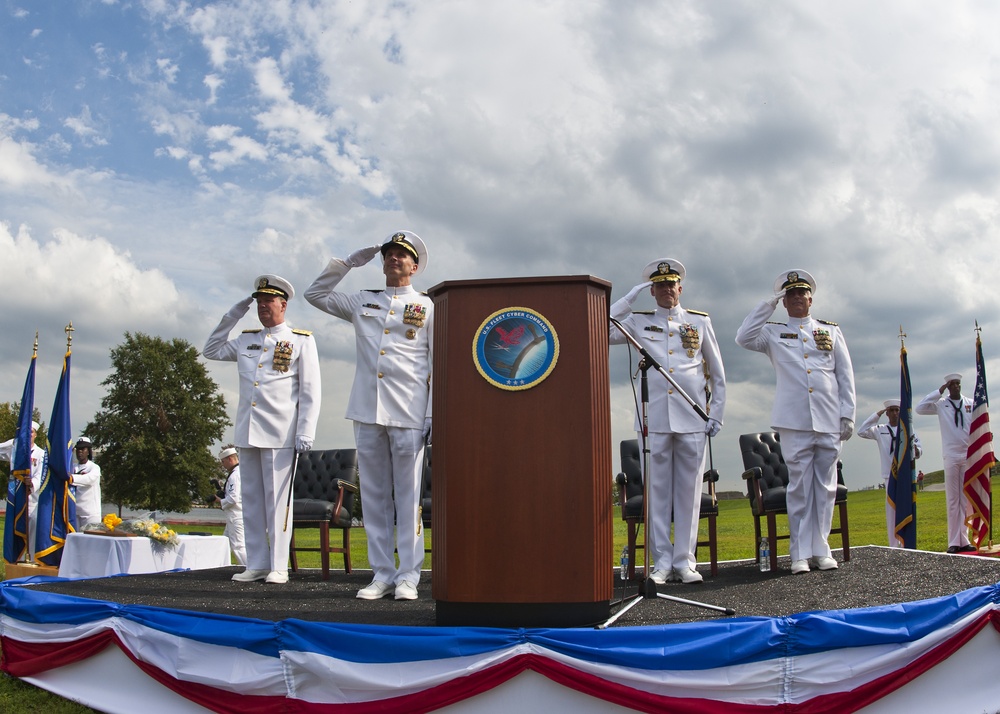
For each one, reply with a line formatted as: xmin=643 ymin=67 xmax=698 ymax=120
xmin=288 ymin=448 xmax=359 ymax=579
xmin=615 ymin=439 xmax=719 ymax=580
xmin=739 ymin=431 xmax=850 ymax=571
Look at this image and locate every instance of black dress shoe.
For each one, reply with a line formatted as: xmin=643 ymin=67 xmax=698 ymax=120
xmin=946 ymin=546 xmax=960 ymax=554
xmin=958 ymin=544 xmax=978 ymax=553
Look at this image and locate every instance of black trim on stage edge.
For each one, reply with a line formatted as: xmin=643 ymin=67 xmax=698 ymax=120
xmin=436 ymin=601 xmax=611 ymax=628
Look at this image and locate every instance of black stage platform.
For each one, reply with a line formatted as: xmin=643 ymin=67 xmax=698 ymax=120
xmin=28 ymin=546 xmax=1000 ymax=628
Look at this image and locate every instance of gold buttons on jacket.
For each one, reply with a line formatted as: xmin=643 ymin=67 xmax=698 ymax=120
xmin=380 ymin=350 xmax=386 ymax=355
xmin=378 ymin=373 xmax=384 ymax=379
xmin=384 ymin=329 xmax=390 ymax=335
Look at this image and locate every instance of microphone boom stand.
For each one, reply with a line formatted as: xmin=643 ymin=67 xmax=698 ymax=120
xmin=599 ymin=318 xmax=734 ymax=628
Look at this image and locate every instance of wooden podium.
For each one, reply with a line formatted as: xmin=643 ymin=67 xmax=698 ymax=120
xmin=427 ymin=275 xmax=613 ymax=627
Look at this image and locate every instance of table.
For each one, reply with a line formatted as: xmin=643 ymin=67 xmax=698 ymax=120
xmin=57 ymin=532 xmax=231 ymax=579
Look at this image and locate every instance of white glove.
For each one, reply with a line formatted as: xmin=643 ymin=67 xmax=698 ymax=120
xmin=705 ymin=418 xmax=722 ymax=437
xmin=610 ymin=281 xmax=653 ymax=320
xmin=295 ymin=436 xmax=313 ymax=453
xmin=624 ymin=281 xmax=653 ymax=304
xmin=227 ymin=296 xmax=254 ymax=318
xmin=423 ymin=417 xmax=432 ymax=444
xmin=345 ymin=244 xmax=381 ymax=268
xmin=839 ymin=418 xmax=854 ymax=442
xmin=768 ymin=289 xmax=786 ymax=308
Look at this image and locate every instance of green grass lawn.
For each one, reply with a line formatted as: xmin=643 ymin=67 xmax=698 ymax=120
xmin=1 ymin=477 xmax=997 ymax=710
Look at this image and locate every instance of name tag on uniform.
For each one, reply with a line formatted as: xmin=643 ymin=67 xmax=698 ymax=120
xmin=363 ymin=303 xmax=382 ymax=310
xmin=779 ymin=333 xmax=797 ymax=339
xmin=644 ymin=326 xmax=664 ymax=333
xmin=247 ymin=344 xmax=262 ymax=351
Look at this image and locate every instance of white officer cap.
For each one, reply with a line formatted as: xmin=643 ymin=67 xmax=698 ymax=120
xmin=219 ymin=446 xmax=238 ymax=460
xmin=252 ymin=274 xmax=294 ymax=301
xmin=944 ymin=373 xmax=962 ymax=383
xmin=380 ymin=231 xmax=428 ymax=274
xmin=883 ymin=399 xmax=900 ymax=409
xmin=774 ymin=269 xmax=816 ymax=295
xmin=30 ymin=420 xmax=39 ymax=431
xmin=75 ymin=436 xmax=92 ymax=447
xmin=641 ymin=258 xmax=685 ymax=284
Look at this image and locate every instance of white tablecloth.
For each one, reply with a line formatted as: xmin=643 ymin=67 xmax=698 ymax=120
xmin=57 ymin=532 xmax=231 ymax=579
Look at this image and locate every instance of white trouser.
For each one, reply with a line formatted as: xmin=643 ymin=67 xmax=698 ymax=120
xmin=644 ymin=430 xmax=707 ymax=573
xmin=354 ymin=422 xmax=426 ymax=586
xmin=238 ymin=448 xmax=295 ymax=572
xmin=777 ymin=429 xmax=841 ymax=562
xmin=943 ymin=455 xmax=972 ymax=548
xmin=224 ymin=510 xmax=247 ymax=566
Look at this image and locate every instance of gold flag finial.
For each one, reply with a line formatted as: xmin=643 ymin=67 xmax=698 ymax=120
xmin=33 ymin=330 xmax=39 ymax=357
xmin=65 ymin=322 xmax=74 ymax=349
xmin=898 ymin=325 xmax=906 ymax=348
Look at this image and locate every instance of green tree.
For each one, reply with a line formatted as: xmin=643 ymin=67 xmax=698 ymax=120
xmin=85 ymin=332 xmax=230 ymax=513
xmin=0 ymin=402 xmax=46 ymax=481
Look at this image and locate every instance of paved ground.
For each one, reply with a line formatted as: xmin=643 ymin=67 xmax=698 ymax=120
xmin=26 ymin=546 xmax=1000 ymax=628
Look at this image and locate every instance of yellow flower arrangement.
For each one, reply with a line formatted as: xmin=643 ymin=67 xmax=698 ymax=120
xmin=96 ymin=513 xmax=179 ymax=548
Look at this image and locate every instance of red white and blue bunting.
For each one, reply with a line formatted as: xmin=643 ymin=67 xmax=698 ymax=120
xmin=3 ymin=577 xmax=1000 ymax=712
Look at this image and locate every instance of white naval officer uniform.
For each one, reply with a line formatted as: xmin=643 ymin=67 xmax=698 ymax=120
xmin=736 ymin=281 xmax=855 ymax=564
xmin=0 ymin=439 xmax=46 ymax=558
xmin=203 ymin=295 xmax=321 ymax=574
xmin=915 ymin=386 xmax=974 ymax=548
xmin=305 ymin=254 xmax=432 ymax=589
xmin=856 ymin=409 xmax=923 ymax=547
xmin=609 ymin=296 xmax=726 ymax=576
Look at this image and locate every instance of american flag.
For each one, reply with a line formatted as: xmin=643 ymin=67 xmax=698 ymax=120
xmin=963 ymin=332 xmax=995 ymax=549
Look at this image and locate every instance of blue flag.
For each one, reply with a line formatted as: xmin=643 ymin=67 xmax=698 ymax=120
xmin=887 ymin=345 xmax=917 ymax=549
xmin=34 ymin=349 xmax=76 ymax=566
xmin=4 ymin=352 xmax=38 ymax=563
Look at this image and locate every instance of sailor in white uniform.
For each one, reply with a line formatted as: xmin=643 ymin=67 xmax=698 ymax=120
xmin=856 ymin=400 xmax=923 ymax=547
xmin=204 ymin=274 xmax=321 ymax=584
xmin=736 ymin=269 xmax=856 ymax=574
xmin=70 ymin=436 xmax=102 ymax=529
xmin=915 ymin=374 xmax=974 ymax=552
xmin=216 ymin=445 xmax=247 ymax=566
xmin=609 ymin=259 xmax=726 ymax=584
xmin=305 ymin=231 xmax=432 ymax=601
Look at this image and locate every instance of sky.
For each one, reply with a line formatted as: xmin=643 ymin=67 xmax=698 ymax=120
xmin=2 ymin=0 xmax=999 ymax=496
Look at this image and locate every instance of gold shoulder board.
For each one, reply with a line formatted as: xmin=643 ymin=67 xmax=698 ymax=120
xmin=291 ymin=328 xmax=313 ymax=336
xmin=242 ymin=328 xmax=262 ymax=334
xmin=817 ymin=319 xmax=839 ymax=326
xmin=687 ymin=309 xmax=709 ymax=316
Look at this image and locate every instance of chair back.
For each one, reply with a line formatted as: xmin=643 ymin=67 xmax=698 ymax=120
xmin=739 ymin=432 xmax=788 ymax=492
xmin=619 ymin=439 xmax=644 ymax=520
xmin=420 ymin=446 xmax=432 ymax=528
xmin=293 ymin=449 xmax=359 ymax=527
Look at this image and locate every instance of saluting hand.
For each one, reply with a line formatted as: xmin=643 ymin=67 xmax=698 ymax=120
xmin=346 ymin=244 xmax=381 ymax=268
xmin=228 ymin=296 xmax=254 ymax=318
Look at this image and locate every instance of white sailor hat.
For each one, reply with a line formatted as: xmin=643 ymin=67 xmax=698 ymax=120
xmin=75 ymin=436 xmax=92 ymax=447
xmin=30 ymin=420 xmax=39 ymax=431
xmin=219 ymin=446 xmax=238 ymax=460
xmin=774 ymin=269 xmax=816 ymax=294
xmin=252 ymin=274 xmax=294 ymax=300
xmin=944 ymin=373 xmax=962 ymax=383
xmin=642 ymin=258 xmax=685 ymax=284
xmin=380 ymin=231 xmax=428 ymax=275
xmin=883 ymin=399 xmax=900 ymax=409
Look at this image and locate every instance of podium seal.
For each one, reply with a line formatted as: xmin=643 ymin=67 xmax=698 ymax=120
xmin=473 ymin=307 xmax=559 ymax=391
